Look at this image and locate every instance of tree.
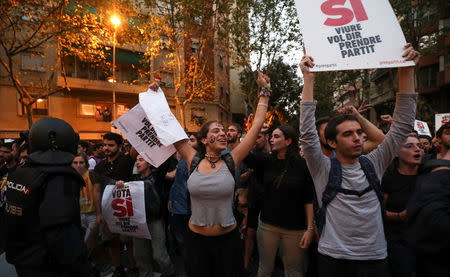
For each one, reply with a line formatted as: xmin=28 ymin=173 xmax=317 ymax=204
xmin=240 ymin=58 xmax=301 ymax=125
xmin=0 ymin=0 xmax=160 ymax=127
xmin=228 ymin=0 xmax=302 ymax=114
xmin=141 ymin=0 xmax=234 ymax=129
xmin=312 ymin=71 xmax=339 ymax=119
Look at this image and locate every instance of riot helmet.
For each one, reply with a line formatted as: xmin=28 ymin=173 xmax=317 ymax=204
xmin=28 ymin=117 xmax=79 ymax=165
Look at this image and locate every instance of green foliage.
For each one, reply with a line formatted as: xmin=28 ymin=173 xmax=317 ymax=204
xmin=232 ymin=0 xmax=302 ymax=117
xmin=240 ymin=58 xmax=301 ymax=124
xmin=312 ymin=71 xmax=338 ymax=119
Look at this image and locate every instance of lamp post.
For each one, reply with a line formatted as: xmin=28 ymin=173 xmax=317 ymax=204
xmin=110 ymin=15 xmax=120 ymax=121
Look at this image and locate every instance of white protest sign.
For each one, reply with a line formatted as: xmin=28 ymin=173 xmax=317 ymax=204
xmin=102 ymin=182 xmax=151 ymax=239
xmin=414 ymin=120 xmax=431 ymax=137
xmin=435 ymin=113 xmax=450 ymax=132
xmin=139 ymin=88 xmax=188 ymax=146
xmin=294 ymin=0 xmax=414 ymax=71
xmin=114 ymin=104 xmax=175 ymax=167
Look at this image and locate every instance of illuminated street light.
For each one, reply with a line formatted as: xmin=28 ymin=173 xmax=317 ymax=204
xmin=110 ymin=16 xmax=121 ymax=26
xmin=110 ymin=15 xmax=120 ymax=121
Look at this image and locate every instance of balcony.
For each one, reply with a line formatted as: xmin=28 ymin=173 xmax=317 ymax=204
xmin=57 ymin=75 xmax=147 ymax=94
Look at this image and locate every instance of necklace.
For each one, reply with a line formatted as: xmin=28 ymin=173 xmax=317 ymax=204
xmin=205 ymin=153 xmax=221 ymax=168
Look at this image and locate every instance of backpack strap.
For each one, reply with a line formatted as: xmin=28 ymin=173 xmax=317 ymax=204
xmin=317 ymin=157 xmax=342 ymax=235
xmin=317 ymin=156 xmax=385 ymax=235
xmin=221 ymin=153 xmax=236 ymax=179
xmin=359 ymin=156 xmax=386 ymax=218
xmin=189 ymin=152 xmax=236 ymax=179
xmin=189 ymin=152 xmax=204 ymax=175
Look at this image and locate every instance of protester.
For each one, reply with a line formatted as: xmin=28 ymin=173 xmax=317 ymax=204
xmin=435 ymin=122 xmax=450 ymax=158
xmin=168 ymin=71 xmax=269 ymax=276
xmin=93 ymin=132 xmax=136 ymax=277
xmin=117 ymin=154 xmax=175 ymax=277
xmin=72 ymin=153 xmax=97 ymax=254
xmin=421 ymin=122 xmax=450 ymax=168
xmin=90 ymin=143 xmax=104 ymax=165
xmin=382 ymin=135 xmax=424 ymax=277
xmin=224 ymin=123 xmax=247 ymax=188
xmin=299 ymin=44 xmax=419 ymax=277
xmin=0 ymin=142 xmax=18 ymax=178
xmin=245 ymin=124 xmax=315 ymax=277
xmin=406 ymin=146 xmax=450 ymax=276
xmin=418 ymin=135 xmax=432 ymax=155
xmin=4 ymin=118 xmax=96 ymax=276
xmin=168 ymin=134 xmax=199 ymax=259
xmin=244 ymin=125 xmax=271 ymax=272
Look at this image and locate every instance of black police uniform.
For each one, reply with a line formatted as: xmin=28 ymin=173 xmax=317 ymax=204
xmin=3 ymin=118 xmax=96 ymax=277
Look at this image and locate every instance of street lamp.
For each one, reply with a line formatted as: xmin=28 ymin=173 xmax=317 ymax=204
xmin=110 ymin=15 xmax=120 ymax=121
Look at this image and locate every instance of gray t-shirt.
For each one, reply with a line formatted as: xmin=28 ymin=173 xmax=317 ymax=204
xmin=299 ymin=93 xmax=417 ymax=260
xmin=187 ymin=161 xmax=235 ymax=227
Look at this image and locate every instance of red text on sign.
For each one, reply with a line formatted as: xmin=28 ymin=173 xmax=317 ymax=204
xmin=112 ymin=197 xmax=134 ymax=217
xmin=321 ymin=0 xmax=368 ymax=26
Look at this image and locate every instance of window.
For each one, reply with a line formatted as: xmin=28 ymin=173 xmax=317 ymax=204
xmin=21 ymin=53 xmax=45 ymax=72
xmin=19 ymin=97 xmax=48 ymax=116
xmin=419 ymin=64 xmax=439 ymax=89
xmin=117 ymin=104 xmax=130 ymax=117
xmin=79 ymin=102 xmax=96 ymax=116
xmin=191 ymin=38 xmax=201 ymax=54
xmin=191 ymin=107 xmax=206 ymax=126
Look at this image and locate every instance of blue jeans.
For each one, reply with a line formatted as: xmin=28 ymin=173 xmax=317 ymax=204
xmin=387 ymin=240 xmax=415 ymax=277
xmin=133 ymin=219 xmax=174 ymax=277
xmin=170 ymin=213 xmax=189 ymax=256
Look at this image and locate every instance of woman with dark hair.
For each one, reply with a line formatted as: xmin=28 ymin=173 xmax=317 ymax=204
xmin=245 ymin=124 xmax=315 ymax=277
xmin=72 ymin=153 xmax=97 ymax=250
xmin=170 ymin=72 xmax=270 ymax=276
xmin=381 ymin=135 xmax=424 ymax=277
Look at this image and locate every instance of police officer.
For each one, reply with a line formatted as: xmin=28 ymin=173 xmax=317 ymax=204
xmin=3 ymin=118 xmax=97 ymax=277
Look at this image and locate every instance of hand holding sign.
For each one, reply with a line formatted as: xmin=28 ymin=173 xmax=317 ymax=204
xmin=102 ymin=182 xmax=151 ymax=239
xmin=300 ymin=55 xmax=316 ymax=81
xmin=294 ymin=0 xmax=415 ymax=71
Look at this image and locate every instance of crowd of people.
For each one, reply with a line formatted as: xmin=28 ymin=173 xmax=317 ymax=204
xmin=0 ymin=44 xmax=449 ymax=277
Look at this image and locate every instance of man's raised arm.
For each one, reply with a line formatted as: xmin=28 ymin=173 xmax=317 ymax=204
xmin=367 ymin=44 xmax=420 ymax=175
xmin=299 ymin=56 xmax=329 ymax=182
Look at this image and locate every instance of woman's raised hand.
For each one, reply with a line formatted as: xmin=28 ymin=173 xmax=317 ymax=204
xmin=257 ymin=71 xmax=271 ymax=89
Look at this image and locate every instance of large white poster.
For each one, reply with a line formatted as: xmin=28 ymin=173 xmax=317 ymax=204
xmin=113 ymin=104 xmax=176 ymax=167
xmin=139 ymin=87 xmax=188 ymax=146
xmin=102 ymin=182 xmax=151 ymax=239
xmin=435 ymin=113 xmax=450 ymax=132
xmin=294 ymin=0 xmax=414 ymax=71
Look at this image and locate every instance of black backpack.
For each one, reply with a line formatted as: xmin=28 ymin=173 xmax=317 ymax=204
xmin=316 ymin=156 xmax=385 ymax=235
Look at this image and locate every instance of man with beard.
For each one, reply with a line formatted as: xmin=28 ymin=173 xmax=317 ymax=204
xmin=227 ymin=123 xmax=243 ymax=151
xmin=224 ymin=123 xmax=247 ymax=188
xmin=93 ymin=132 xmax=135 ymax=277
